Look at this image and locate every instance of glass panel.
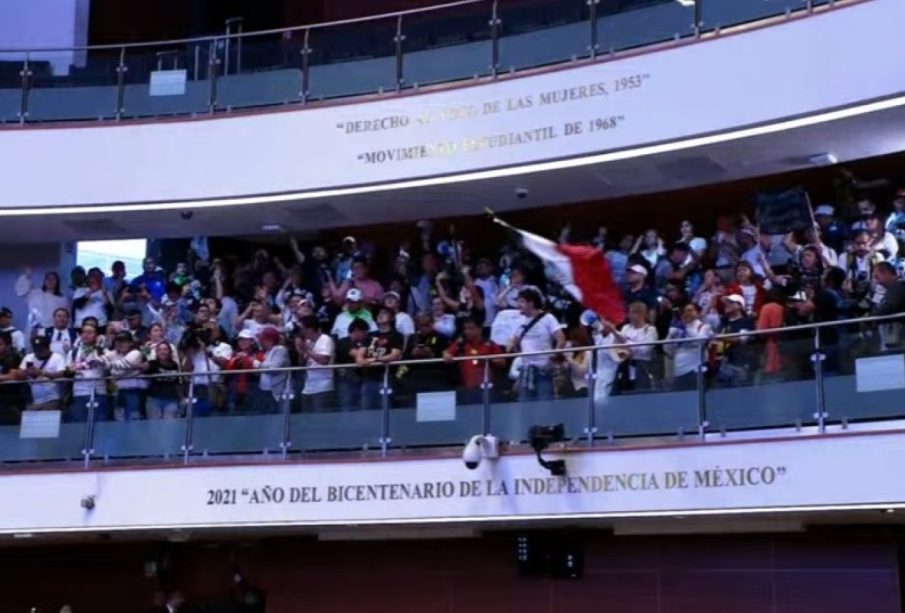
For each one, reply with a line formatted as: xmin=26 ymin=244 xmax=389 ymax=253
xmin=0 ymin=377 xmax=85 ymax=464
xmin=189 ymin=370 xmax=286 ymax=457
xmin=703 ymin=0 xmax=808 ymax=30
xmin=824 ymin=315 xmax=905 ymax=425
xmin=26 ymin=49 xmax=120 ymax=122
xmin=120 ymin=42 xmax=212 ymax=119
xmin=498 ymin=0 xmax=588 ymax=71
xmin=596 ymin=339 xmax=699 ymax=439
xmin=217 ymin=31 xmax=304 ymax=110
xmin=598 ymin=0 xmax=695 ymax=53
xmin=288 ymin=363 xmax=383 ymax=453
xmin=389 ymin=355 xmax=489 ymax=449
xmin=307 ymin=16 xmax=398 ymax=101
xmin=402 ymin=1 xmax=494 ymax=87
xmin=705 ymin=325 xmax=818 ymax=433
xmin=0 ymin=56 xmax=22 ymax=123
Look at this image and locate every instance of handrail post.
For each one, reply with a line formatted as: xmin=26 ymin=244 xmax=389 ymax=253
xmin=18 ymin=52 xmax=32 ymax=125
xmin=696 ymin=341 xmax=709 ymax=441
xmin=379 ymin=365 xmax=392 ymax=457
xmin=394 ymin=14 xmax=405 ymax=92
xmin=693 ymin=0 xmax=702 ymax=38
xmin=81 ymin=387 xmax=97 ymax=469
xmin=114 ymin=46 xmax=127 ymax=120
xmin=806 ymin=0 xmax=814 ymax=12
xmin=280 ymin=377 xmax=294 ymax=460
xmin=207 ymin=38 xmax=220 ymax=114
xmin=490 ymin=0 xmax=501 ymax=78
xmin=813 ymin=327 xmax=827 ymax=434
xmin=300 ymin=28 xmax=311 ymax=104
xmin=584 ymin=349 xmax=598 ymax=447
xmin=481 ymin=359 xmax=492 ymax=436
xmin=588 ymin=0 xmax=600 ymax=59
xmin=182 ymin=380 xmax=196 ymax=464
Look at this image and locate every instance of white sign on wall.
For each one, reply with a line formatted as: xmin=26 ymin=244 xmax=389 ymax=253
xmin=2 ymin=431 xmax=905 ymax=534
xmin=0 ymin=0 xmax=904 ymax=208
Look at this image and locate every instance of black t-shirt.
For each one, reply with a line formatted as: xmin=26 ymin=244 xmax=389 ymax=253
xmin=0 ymin=352 xmax=25 ymax=404
xmin=720 ymin=315 xmax=755 ymax=366
xmin=336 ymin=336 xmax=369 ymax=379
xmin=624 ymin=286 xmax=658 ymax=312
xmin=363 ymin=330 xmax=405 ymax=379
xmin=146 ymin=360 xmax=182 ymax=399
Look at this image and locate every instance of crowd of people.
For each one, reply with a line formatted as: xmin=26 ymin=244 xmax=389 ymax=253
xmin=1 ymin=185 xmax=904 ymax=423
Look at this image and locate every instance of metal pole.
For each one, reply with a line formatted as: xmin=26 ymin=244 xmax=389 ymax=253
xmin=394 ymin=14 xmax=405 ymax=92
xmin=813 ymin=327 xmax=827 ymax=434
xmin=280 ymin=378 xmax=294 ymax=460
xmin=18 ymin=53 xmax=31 ymax=125
xmin=379 ymin=365 xmax=391 ymax=457
xmin=236 ymin=22 xmax=244 ymax=73
xmin=207 ymin=39 xmax=220 ymax=114
xmin=224 ymin=22 xmax=232 ymax=75
xmin=182 ymin=380 xmax=195 ymax=464
xmin=490 ymin=0 xmax=501 ymax=78
xmin=114 ymin=46 xmax=126 ymax=120
xmin=300 ymin=28 xmax=311 ymax=103
xmin=82 ymin=387 xmax=97 ymax=469
xmin=584 ymin=349 xmax=598 ymax=447
xmin=696 ymin=342 xmax=708 ymax=441
xmin=806 ymin=0 xmax=814 ymax=12
xmin=588 ymin=0 xmax=600 ymax=59
xmin=193 ymin=44 xmax=201 ymax=81
xmin=693 ymin=0 xmax=702 ymax=38
xmin=481 ymin=359 xmax=492 ymax=436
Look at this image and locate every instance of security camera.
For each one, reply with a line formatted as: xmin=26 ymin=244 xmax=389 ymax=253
xmin=462 ymin=434 xmax=499 ymax=470
xmin=515 ymin=188 xmax=529 ymax=199
xmin=180 ymin=211 xmax=194 ymax=220
xmin=80 ymin=495 xmax=96 ymax=510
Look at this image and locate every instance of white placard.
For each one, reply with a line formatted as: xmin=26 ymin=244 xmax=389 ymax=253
xmin=856 ymin=354 xmax=905 ymax=392
xmin=149 ymin=70 xmax=187 ymax=96
xmin=19 ymin=410 xmax=62 ymax=439
xmin=416 ymin=391 xmax=457 ymax=422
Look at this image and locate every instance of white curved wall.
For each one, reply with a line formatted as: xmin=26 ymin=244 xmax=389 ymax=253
xmin=0 ymin=0 xmax=904 ymax=210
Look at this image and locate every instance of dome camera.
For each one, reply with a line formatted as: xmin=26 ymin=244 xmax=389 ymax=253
xmin=462 ymin=434 xmax=499 ymax=470
xmin=515 ymin=188 xmax=529 ymax=200
xmin=180 ymin=210 xmax=194 ymax=220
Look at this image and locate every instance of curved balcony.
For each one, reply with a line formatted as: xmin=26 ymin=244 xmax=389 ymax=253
xmin=0 ymin=0 xmax=831 ymax=124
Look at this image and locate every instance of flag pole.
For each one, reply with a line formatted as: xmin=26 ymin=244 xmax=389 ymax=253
xmin=484 ymin=206 xmax=516 ymax=232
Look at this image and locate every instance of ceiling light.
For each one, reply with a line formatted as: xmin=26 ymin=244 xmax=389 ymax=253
xmin=261 ymin=223 xmax=286 ymax=233
xmin=675 ymin=0 xmax=696 ymax=6
xmin=808 ymin=152 xmax=838 ymax=166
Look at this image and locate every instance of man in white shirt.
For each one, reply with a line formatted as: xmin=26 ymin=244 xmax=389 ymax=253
xmin=297 ymin=315 xmax=335 ymax=412
xmin=664 ymin=303 xmax=713 ymax=391
xmin=252 ymin=327 xmax=290 ymax=413
xmin=383 ymin=291 xmax=414 ymax=339
xmin=45 ymin=307 xmax=78 ymax=357
xmin=616 ymin=302 xmax=660 ymax=392
xmin=72 ymin=268 xmax=113 ymax=328
xmin=20 ymin=337 xmax=67 ymax=410
xmin=0 ymin=307 xmax=26 ymax=355
xmin=507 ymin=287 xmax=565 ymax=402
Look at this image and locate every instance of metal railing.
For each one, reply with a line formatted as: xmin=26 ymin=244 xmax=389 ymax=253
xmin=0 ymin=0 xmax=835 ymax=123
xmin=0 ymin=310 xmax=899 ymax=469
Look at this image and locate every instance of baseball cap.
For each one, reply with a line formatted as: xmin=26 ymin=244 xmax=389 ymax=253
xmin=0 ymin=307 xmax=11 ymax=317
xmin=259 ymin=327 xmax=281 ymax=344
xmin=237 ymin=329 xmax=256 ymax=340
xmin=346 ymin=288 xmax=363 ymax=302
xmin=722 ymin=294 xmax=746 ymax=307
xmin=814 ymin=205 xmax=834 ymax=217
xmin=627 ymin=264 xmax=648 ymax=277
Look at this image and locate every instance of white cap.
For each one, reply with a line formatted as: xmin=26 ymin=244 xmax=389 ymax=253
xmin=814 ymin=205 xmax=834 ymax=217
xmin=723 ymin=294 xmax=746 ymax=307
xmin=237 ymin=329 xmax=256 ymax=340
xmin=346 ymin=288 xmax=363 ymax=302
xmin=627 ymin=264 xmax=648 ymax=277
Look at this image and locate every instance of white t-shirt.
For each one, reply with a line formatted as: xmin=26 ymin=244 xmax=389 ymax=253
xmin=618 ymin=323 xmax=659 ymax=362
xmin=303 ymin=334 xmax=335 ymax=395
xmin=66 ymin=344 xmax=108 ymax=397
xmin=394 ymin=312 xmax=415 ymax=338
xmin=72 ymin=287 xmax=108 ymax=326
xmin=20 ymin=352 xmax=66 ymax=406
xmin=515 ymin=312 xmax=563 ymax=368
xmin=666 ymin=320 xmax=713 ymax=378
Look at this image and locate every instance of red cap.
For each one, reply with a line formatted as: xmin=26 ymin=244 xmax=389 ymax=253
xmin=259 ymin=327 xmax=280 ymax=344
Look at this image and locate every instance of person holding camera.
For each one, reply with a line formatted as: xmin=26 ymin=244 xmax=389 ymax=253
xmin=65 ymin=323 xmax=110 ymax=421
xmin=507 ymin=287 xmax=565 ymax=402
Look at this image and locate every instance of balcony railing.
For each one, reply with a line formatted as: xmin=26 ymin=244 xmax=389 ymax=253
xmin=0 ymin=311 xmax=900 ymax=470
xmin=0 ymin=0 xmax=832 ymax=124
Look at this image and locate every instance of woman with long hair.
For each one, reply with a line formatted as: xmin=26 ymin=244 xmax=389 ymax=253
xmin=15 ymin=268 xmax=70 ymax=329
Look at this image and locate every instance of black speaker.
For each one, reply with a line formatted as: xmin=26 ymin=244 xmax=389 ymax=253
xmin=516 ymin=531 xmax=584 ymax=579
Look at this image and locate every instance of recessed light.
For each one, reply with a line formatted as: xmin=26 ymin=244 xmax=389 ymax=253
xmin=261 ymin=224 xmax=285 ymax=233
xmin=883 ymin=508 xmax=896 ymax=514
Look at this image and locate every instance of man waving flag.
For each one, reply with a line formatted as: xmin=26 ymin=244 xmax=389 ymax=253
xmin=486 ymin=208 xmax=625 ymax=324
